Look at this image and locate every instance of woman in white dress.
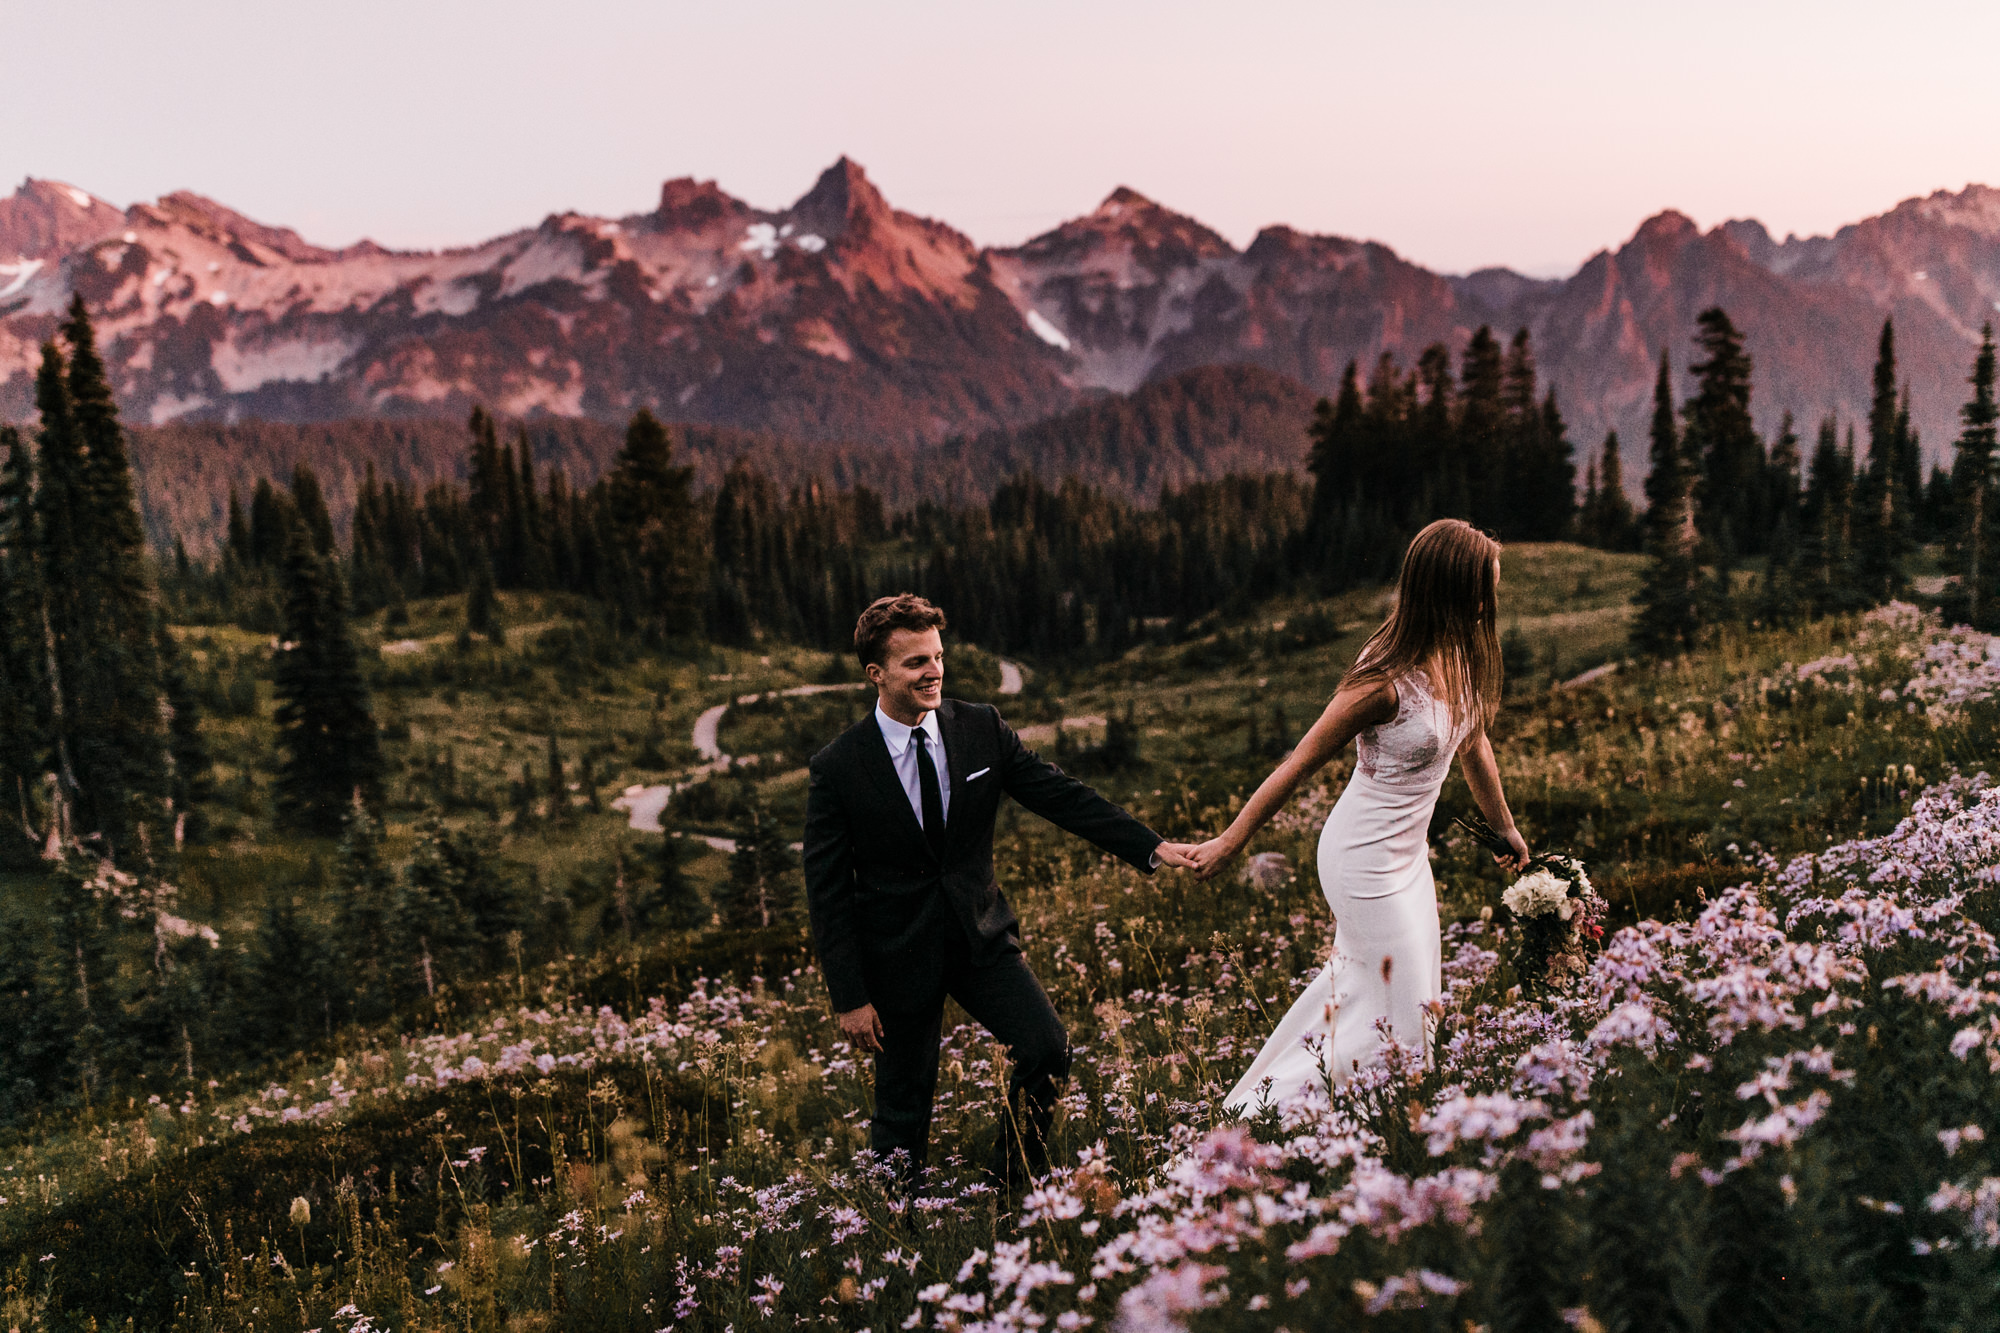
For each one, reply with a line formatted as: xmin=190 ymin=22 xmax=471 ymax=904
xmin=1188 ymin=519 xmax=1530 ymax=1113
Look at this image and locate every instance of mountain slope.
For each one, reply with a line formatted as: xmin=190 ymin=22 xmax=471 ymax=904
xmin=6 ymin=165 xmax=2000 ymax=478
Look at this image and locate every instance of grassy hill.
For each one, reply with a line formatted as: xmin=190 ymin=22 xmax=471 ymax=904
xmin=3 ymin=544 xmax=1997 ymax=1330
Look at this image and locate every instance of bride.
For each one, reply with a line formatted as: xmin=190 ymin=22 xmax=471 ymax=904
xmin=1188 ymin=519 xmax=1530 ymax=1112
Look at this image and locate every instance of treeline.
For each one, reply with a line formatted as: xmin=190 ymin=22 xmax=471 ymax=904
xmin=1633 ymin=309 xmax=1998 ymax=651
xmin=127 ymin=364 xmax=1320 ymax=558
xmin=182 ymin=411 xmax=1313 ymax=666
xmin=1303 ymin=326 xmax=1581 ymax=584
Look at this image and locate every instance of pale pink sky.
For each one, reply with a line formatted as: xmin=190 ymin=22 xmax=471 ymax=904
xmin=7 ymin=0 xmax=1996 ymax=276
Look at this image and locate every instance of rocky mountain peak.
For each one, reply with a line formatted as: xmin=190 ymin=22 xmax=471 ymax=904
xmin=655 ymin=176 xmax=745 ymax=231
xmin=788 ymin=156 xmax=893 ymax=245
xmin=1 ymin=178 xmax=124 ymax=262
xmin=147 ymin=191 xmax=336 ymax=263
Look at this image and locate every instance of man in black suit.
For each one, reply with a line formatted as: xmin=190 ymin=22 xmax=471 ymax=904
xmin=804 ymin=593 xmax=1191 ymax=1184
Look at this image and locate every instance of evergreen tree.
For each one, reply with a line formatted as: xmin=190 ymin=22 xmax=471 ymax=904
xmin=1303 ymin=364 xmax=1367 ymax=581
xmin=271 ymin=528 xmax=383 ymax=835
xmin=1582 ymin=433 xmax=1639 ymax=551
xmin=155 ymin=621 xmax=212 ymax=847
xmin=1853 ymin=320 xmax=1908 ymax=603
xmin=1799 ymin=416 xmax=1857 ymax=614
xmin=224 ymin=488 xmax=251 ymax=566
xmin=723 ymin=789 xmax=800 ymax=931
xmin=604 ymin=410 xmax=705 ymax=642
xmin=35 ymin=303 xmax=172 ymax=862
xmin=291 ymin=462 xmax=337 ymax=556
xmin=1760 ymin=412 xmax=1805 ymax=624
xmin=329 ymin=799 xmax=397 ymax=1022
xmin=466 ymin=550 xmax=501 ymax=643
xmin=248 ymin=476 xmax=296 ymax=567
xmin=1686 ymin=307 xmax=1765 ymax=564
xmin=0 ymin=426 xmax=47 ymax=858
xmin=1634 ymin=353 xmax=1705 ymax=655
xmin=1459 ymin=327 xmax=1507 ymax=532
xmin=1950 ymin=323 xmax=1999 ymax=628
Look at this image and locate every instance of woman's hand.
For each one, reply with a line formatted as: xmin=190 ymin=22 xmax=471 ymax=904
xmin=1188 ymin=833 xmax=1245 ymax=882
xmin=1496 ymin=825 xmax=1530 ymax=872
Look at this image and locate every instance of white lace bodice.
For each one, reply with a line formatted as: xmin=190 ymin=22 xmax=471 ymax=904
xmin=1354 ymin=670 xmax=1472 ymax=790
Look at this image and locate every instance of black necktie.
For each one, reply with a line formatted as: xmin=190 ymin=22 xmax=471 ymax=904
xmin=913 ymin=729 xmax=948 ymax=860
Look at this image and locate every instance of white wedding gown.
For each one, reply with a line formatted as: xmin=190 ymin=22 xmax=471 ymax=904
xmin=1225 ymin=669 xmax=1473 ymax=1113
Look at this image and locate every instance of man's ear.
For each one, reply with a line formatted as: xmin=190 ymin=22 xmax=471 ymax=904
xmin=864 ymin=661 xmax=883 ymax=687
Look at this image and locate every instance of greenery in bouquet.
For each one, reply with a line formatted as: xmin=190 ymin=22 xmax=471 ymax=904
xmin=1453 ymin=812 xmax=1607 ymax=993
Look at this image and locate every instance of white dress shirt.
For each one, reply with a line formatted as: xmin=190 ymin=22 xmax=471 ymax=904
xmin=875 ymin=703 xmax=951 ymax=831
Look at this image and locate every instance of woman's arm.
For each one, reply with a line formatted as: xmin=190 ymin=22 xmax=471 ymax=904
xmin=1459 ymin=729 xmax=1530 ymax=870
xmin=1187 ymin=679 xmax=1398 ymax=881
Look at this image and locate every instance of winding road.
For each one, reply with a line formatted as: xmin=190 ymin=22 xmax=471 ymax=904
xmin=617 ymin=660 xmax=1026 ymax=848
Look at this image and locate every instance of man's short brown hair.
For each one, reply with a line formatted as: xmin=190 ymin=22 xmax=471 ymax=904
xmin=855 ymin=593 xmax=947 ymax=668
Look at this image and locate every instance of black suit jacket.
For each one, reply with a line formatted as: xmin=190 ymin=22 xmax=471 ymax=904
xmin=803 ymin=698 xmax=1162 ymax=1013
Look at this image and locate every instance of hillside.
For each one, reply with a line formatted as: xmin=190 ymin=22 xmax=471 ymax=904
xmin=6 ymin=166 xmax=2000 ymax=480
xmin=126 ymin=363 xmax=1321 ymax=556
xmin=2 ymin=559 xmax=1997 ymax=1327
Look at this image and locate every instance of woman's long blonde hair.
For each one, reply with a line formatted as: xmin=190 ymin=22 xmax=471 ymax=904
xmin=1340 ymin=519 xmax=1502 ymax=729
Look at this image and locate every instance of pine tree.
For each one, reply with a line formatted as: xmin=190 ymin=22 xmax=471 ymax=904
xmin=329 ymin=798 xmax=397 ymax=1022
xmin=605 ymin=410 xmax=705 ymax=641
xmin=1634 ymin=354 xmax=1705 ymax=655
xmin=155 ymin=621 xmax=212 ymax=847
xmin=291 ymin=462 xmax=337 ymax=556
xmin=1760 ymin=412 xmax=1805 ymax=624
xmin=1800 ymin=416 xmax=1856 ymax=614
xmin=723 ymin=789 xmax=800 ymax=931
xmin=224 ymin=489 xmax=251 ymax=566
xmin=1585 ymin=433 xmax=1639 ymax=551
xmin=466 ymin=550 xmax=502 ymax=643
xmin=272 ymin=528 xmax=384 ymax=835
xmin=0 ymin=425 xmax=47 ymax=858
xmin=1950 ymin=323 xmax=1999 ymax=628
xmin=1459 ymin=327 xmax=1507 ymax=532
xmin=1853 ymin=320 xmax=1907 ymax=603
xmin=34 ymin=302 xmax=171 ymax=862
xmin=1303 ymin=364 xmax=1367 ymax=581
xmin=1686 ymin=307 xmax=1764 ymax=565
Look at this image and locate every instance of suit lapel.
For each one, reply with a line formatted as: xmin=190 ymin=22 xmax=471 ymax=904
xmin=940 ymin=700 xmax=976 ymax=841
xmin=854 ymin=710 xmax=933 ymax=857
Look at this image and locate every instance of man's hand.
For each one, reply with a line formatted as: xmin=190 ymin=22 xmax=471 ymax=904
xmin=1155 ymin=841 xmax=1198 ymax=870
xmin=837 ymin=1003 xmax=885 ymax=1052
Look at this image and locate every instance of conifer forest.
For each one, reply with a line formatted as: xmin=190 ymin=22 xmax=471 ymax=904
xmin=2 ymin=291 xmax=2000 ymax=1331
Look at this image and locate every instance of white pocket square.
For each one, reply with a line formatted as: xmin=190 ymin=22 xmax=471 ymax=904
xmin=965 ymin=767 xmax=992 ymax=782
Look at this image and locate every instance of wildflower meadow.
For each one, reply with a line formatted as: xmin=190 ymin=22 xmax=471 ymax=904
xmin=2 ymin=596 xmax=1997 ymax=1331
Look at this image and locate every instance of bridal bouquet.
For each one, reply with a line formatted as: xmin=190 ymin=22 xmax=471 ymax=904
xmin=1453 ymin=814 xmax=1607 ymax=994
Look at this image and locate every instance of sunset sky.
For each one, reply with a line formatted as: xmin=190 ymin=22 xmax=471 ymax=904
xmin=8 ymin=0 xmax=1996 ymax=276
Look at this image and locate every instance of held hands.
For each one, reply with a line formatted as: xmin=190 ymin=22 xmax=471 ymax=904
xmin=837 ymin=1002 xmax=885 ymax=1053
xmin=1154 ymin=841 xmax=1199 ymax=870
xmin=1185 ymin=833 xmax=1243 ymax=882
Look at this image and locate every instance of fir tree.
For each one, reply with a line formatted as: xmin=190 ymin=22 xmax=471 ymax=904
xmin=271 ymin=528 xmax=384 ymax=835
xmin=0 ymin=426 xmax=47 ymax=857
xmin=290 ymin=462 xmax=337 ymax=556
xmin=1459 ymin=326 xmax=1507 ymax=532
xmin=1950 ymin=323 xmax=1999 ymax=628
xmin=1800 ymin=416 xmax=1857 ymax=614
xmin=329 ymin=799 xmax=397 ymax=1022
xmin=1303 ymin=363 xmax=1367 ymax=581
xmin=155 ymin=621 xmax=212 ymax=847
xmin=466 ymin=550 xmax=502 ymax=643
xmin=1582 ymin=433 xmax=1639 ymax=551
xmin=35 ymin=303 xmax=171 ymax=862
xmin=1760 ymin=412 xmax=1805 ymax=624
xmin=1686 ymin=307 xmax=1764 ymax=564
xmin=224 ymin=488 xmax=251 ymax=565
xmin=723 ymin=789 xmax=800 ymax=931
xmin=605 ymin=409 xmax=705 ymax=642
xmin=1853 ymin=319 xmax=1908 ymax=603
xmin=1634 ymin=353 xmax=1704 ymax=655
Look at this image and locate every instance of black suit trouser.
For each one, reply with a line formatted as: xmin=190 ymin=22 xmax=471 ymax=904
xmin=869 ymin=920 xmax=1069 ymax=1176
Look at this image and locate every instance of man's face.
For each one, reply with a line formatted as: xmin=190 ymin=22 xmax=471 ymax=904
xmin=869 ymin=627 xmax=945 ymax=721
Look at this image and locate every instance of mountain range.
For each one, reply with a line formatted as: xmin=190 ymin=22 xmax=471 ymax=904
xmin=5 ymin=160 xmax=2000 ymax=484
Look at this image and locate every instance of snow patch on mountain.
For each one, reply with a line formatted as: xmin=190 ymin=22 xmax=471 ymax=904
xmin=1025 ymin=309 xmax=1070 ymax=350
xmin=212 ymin=333 xmax=359 ymax=392
xmin=0 ymin=259 xmax=42 ymax=299
xmin=64 ymin=188 xmax=91 ymax=209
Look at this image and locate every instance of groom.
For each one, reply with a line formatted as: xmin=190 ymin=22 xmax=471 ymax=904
xmin=804 ymin=593 xmax=1189 ymax=1183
